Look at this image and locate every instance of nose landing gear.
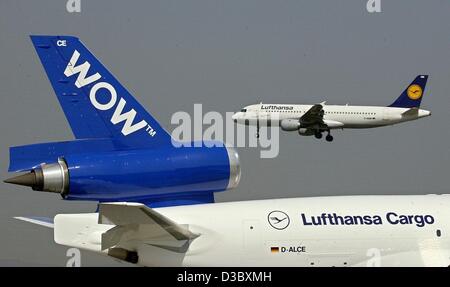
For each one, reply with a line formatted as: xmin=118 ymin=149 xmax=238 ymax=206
xmin=325 ymin=130 xmax=333 ymax=142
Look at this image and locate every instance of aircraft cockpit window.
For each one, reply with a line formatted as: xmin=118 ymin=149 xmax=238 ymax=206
xmin=241 ymin=109 xmax=247 ymax=112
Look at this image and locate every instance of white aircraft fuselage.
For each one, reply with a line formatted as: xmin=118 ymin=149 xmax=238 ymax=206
xmin=54 ymin=195 xmax=450 ymax=267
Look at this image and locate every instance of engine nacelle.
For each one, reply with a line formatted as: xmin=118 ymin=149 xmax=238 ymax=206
xmin=280 ymin=119 xmax=300 ymax=131
xmin=5 ymin=143 xmax=241 ymax=206
xmin=298 ymin=128 xmax=314 ymax=136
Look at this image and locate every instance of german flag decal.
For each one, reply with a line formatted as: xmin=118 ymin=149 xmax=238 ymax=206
xmin=271 ymin=247 xmax=280 ymax=253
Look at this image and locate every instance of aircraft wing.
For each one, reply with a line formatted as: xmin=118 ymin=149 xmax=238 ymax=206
xmin=99 ymin=202 xmax=198 ymax=251
xmin=300 ymin=102 xmax=325 ymax=126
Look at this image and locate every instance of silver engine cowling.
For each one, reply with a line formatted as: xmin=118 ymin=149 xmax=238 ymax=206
xmin=225 ymin=146 xmax=241 ymax=190
xmin=4 ymin=157 xmax=69 ymax=195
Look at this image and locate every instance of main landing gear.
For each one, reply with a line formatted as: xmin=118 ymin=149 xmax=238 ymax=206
xmin=314 ymin=130 xmax=334 ymax=142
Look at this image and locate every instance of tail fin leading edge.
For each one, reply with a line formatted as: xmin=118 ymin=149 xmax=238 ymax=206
xmin=389 ymin=75 xmax=428 ymax=108
xmin=30 ymin=35 xmax=172 ymax=148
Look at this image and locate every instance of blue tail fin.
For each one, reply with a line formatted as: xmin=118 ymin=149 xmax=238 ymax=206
xmin=30 ymin=35 xmax=172 ymax=148
xmin=389 ymin=75 xmax=428 ymax=108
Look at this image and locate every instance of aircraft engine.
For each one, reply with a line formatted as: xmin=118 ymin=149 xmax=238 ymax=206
xmin=280 ymin=119 xmax=300 ymax=131
xmin=5 ymin=144 xmax=241 ymax=206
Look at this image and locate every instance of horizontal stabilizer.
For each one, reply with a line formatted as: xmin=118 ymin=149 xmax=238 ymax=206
xmin=99 ymin=203 xmax=198 ymax=251
xmin=402 ymin=107 xmax=419 ymax=116
xmin=14 ymin=216 xmax=54 ymax=228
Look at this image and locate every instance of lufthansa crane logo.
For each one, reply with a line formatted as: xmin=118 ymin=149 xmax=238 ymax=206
xmin=407 ymin=84 xmax=423 ymax=100
xmin=268 ymin=211 xmax=290 ymax=230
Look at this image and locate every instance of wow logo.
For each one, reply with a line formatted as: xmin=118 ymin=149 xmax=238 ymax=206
xmin=64 ymin=50 xmax=156 ymax=137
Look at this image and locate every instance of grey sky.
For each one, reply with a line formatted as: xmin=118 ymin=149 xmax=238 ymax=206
xmin=0 ymin=0 xmax=449 ymax=266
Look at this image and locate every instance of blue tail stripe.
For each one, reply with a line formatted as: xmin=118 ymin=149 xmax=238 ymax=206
xmin=389 ymin=75 xmax=428 ymax=108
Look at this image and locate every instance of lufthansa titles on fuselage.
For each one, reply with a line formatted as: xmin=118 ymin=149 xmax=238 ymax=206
xmin=261 ymin=105 xmax=294 ymax=111
xmin=300 ymin=212 xmax=435 ymax=228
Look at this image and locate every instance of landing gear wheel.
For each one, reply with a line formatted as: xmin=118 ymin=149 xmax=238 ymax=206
xmin=256 ymin=121 xmax=260 ymax=139
xmin=326 ymin=134 xmax=334 ymax=142
xmin=314 ymin=132 xmax=322 ymax=139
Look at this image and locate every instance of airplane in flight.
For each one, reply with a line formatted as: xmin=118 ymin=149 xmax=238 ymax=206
xmin=6 ymin=36 xmax=448 ymax=267
xmin=232 ymin=76 xmax=431 ymax=141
